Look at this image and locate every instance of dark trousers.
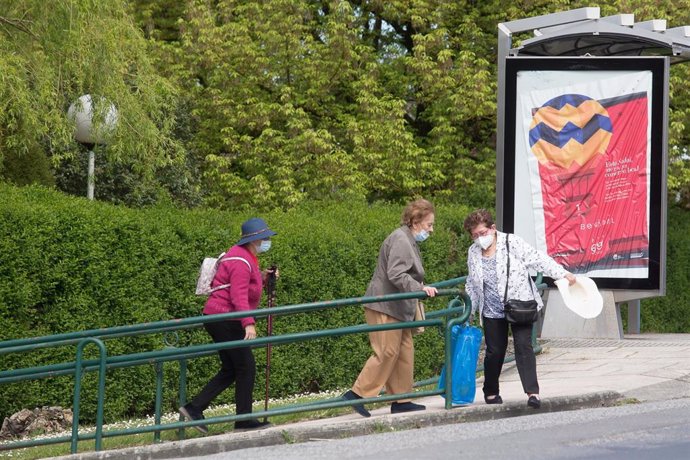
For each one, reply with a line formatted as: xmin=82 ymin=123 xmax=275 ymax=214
xmin=482 ymin=316 xmax=539 ymax=396
xmin=188 ymin=319 xmax=256 ymax=414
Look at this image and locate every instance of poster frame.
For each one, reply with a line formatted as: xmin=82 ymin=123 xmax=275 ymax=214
xmin=500 ymin=56 xmax=668 ymax=291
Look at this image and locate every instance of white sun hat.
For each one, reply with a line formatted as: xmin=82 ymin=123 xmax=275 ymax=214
xmin=554 ymin=276 xmax=603 ymax=319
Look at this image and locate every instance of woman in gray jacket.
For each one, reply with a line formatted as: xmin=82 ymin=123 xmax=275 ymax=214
xmin=464 ymin=209 xmax=575 ymax=409
xmin=343 ymin=199 xmax=438 ymax=417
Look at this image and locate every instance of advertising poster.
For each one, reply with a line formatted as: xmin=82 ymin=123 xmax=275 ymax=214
xmin=515 ymin=70 xmax=652 ymax=278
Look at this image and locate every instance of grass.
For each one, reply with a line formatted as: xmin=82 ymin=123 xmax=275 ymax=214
xmin=613 ymin=397 xmax=641 ymax=406
xmin=280 ymin=430 xmax=295 ymax=444
xmin=0 ymin=388 xmax=403 ymax=459
xmin=371 ymin=421 xmax=394 ymax=434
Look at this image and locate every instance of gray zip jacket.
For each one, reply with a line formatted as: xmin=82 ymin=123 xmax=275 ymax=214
xmin=364 ymin=226 xmax=425 ymax=322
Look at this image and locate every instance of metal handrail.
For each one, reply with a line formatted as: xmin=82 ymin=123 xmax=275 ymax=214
xmin=0 ymin=284 xmax=465 ymax=355
xmin=72 ymin=338 xmax=107 ymax=452
xmin=0 ymin=273 xmax=547 ymax=454
xmin=0 ymin=289 xmax=461 ymax=383
xmin=0 ymin=281 xmax=470 ymax=454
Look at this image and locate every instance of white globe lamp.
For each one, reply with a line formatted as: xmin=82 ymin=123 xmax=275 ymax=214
xmin=67 ymin=95 xmax=118 ymax=200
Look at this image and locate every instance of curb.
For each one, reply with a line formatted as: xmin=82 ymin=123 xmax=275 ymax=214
xmin=52 ymin=391 xmax=622 ymax=460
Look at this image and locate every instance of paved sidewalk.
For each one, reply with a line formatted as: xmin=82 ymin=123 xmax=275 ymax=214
xmin=54 ymin=334 xmax=690 ymax=460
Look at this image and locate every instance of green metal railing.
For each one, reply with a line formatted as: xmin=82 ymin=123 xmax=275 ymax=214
xmin=0 ymin=278 xmax=468 ymax=453
xmin=0 ymin=274 xmax=546 ymax=454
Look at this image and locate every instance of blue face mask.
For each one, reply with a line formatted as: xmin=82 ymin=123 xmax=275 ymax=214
xmin=257 ymin=240 xmax=272 ymax=254
xmin=414 ymin=230 xmax=430 ymax=243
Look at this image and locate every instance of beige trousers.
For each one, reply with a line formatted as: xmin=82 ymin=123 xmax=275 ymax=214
xmin=352 ymin=308 xmax=414 ymax=402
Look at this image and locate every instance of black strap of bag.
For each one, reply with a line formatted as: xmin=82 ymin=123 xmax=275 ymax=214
xmin=503 ymin=234 xmax=539 ymax=325
xmin=503 ymin=234 xmax=535 ymax=302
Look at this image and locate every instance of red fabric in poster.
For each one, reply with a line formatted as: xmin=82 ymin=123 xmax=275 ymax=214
xmin=532 ymin=93 xmax=648 ymax=273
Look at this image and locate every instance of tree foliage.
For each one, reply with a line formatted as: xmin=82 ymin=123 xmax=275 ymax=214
xmin=1 ymin=0 xmax=690 ymax=208
xmin=150 ymin=0 xmax=690 ymax=209
xmin=0 ymin=0 xmax=188 ymax=203
xmin=169 ymin=0 xmax=497 ymax=209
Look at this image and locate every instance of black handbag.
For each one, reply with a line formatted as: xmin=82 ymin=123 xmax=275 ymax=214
xmin=503 ymin=235 xmax=539 ymax=325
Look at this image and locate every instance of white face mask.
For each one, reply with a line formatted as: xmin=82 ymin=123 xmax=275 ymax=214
xmin=476 ymin=233 xmax=494 ymax=250
xmin=257 ymin=240 xmax=272 ymax=253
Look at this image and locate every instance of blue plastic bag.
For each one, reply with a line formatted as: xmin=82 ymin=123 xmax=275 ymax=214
xmin=437 ymin=324 xmax=483 ymax=405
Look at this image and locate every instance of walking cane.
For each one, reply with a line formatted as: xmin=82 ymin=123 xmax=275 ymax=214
xmin=263 ymin=264 xmax=277 ymax=422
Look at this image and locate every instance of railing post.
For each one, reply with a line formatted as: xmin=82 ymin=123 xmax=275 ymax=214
xmin=442 ymin=294 xmax=472 ymax=410
xmin=532 ymin=274 xmax=543 ymax=350
xmin=177 ymin=358 xmax=188 ymax=440
xmin=71 ymin=338 xmax=107 ymax=454
xmin=154 ymin=362 xmax=164 ymax=443
xmin=444 ymin=319 xmax=455 ymax=409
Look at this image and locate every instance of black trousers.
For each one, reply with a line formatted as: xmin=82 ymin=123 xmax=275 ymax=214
xmin=482 ymin=316 xmax=539 ymax=396
xmin=188 ymin=319 xmax=256 ymax=414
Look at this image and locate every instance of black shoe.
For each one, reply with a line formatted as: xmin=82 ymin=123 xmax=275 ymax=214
xmin=528 ymin=395 xmax=541 ymax=409
xmin=179 ymin=405 xmax=209 ymax=434
xmin=342 ymin=390 xmax=371 ymax=418
xmin=234 ymin=419 xmax=272 ymax=431
xmin=391 ymin=402 xmax=426 ymax=414
xmin=484 ymin=395 xmax=503 ymax=404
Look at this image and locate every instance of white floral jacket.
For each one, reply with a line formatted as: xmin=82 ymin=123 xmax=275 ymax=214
xmin=465 ymin=231 xmax=568 ymax=324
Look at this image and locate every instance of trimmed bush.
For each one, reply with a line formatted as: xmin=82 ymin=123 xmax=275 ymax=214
xmin=2 ymin=184 xmax=687 ymax=422
xmin=639 ymin=207 xmax=690 ymax=332
xmin=0 ymin=185 xmax=470 ymax=421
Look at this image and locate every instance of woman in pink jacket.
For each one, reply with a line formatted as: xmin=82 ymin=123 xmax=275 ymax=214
xmin=180 ymin=217 xmax=276 ymax=433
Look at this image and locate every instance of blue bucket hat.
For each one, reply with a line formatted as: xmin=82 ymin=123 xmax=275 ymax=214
xmin=237 ymin=217 xmax=277 ymax=246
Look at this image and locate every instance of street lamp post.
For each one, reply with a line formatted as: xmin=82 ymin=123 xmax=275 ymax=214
xmin=67 ymin=95 xmax=118 ymax=200
xmin=87 ymin=147 xmax=95 ymax=200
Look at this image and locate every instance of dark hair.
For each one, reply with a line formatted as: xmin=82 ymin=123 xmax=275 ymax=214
xmin=463 ymin=209 xmax=495 ymax=234
xmin=401 ymin=199 xmax=435 ymax=227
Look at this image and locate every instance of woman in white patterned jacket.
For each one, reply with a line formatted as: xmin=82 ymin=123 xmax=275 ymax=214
xmin=463 ymin=209 xmax=575 ymax=409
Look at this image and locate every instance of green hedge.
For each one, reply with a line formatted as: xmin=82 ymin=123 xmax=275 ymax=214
xmin=0 ymin=185 xmax=471 ymax=421
xmin=1 ymin=184 xmax=688 ymax=422
xmin=639 ymin=207 xmax=690 ymax=332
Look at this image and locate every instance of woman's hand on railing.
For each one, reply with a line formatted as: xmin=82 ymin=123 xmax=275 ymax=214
xmin=244 ymin=325 xmax=257 ymax=340
xmin=422 ymin=286 xmax=438 ymax=298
